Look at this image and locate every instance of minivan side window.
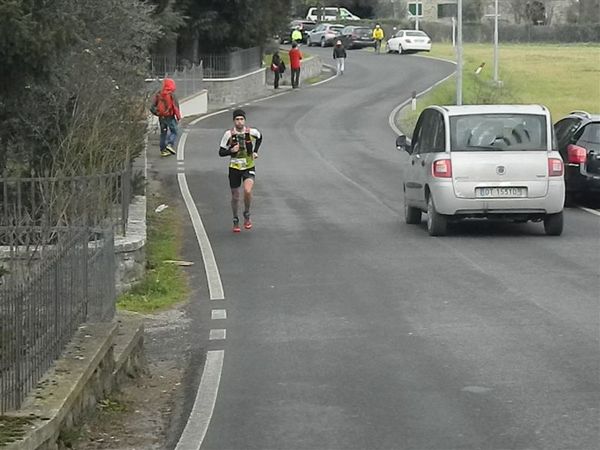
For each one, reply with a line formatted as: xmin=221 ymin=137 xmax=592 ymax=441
xmin=417 ymin=110 xmax=436 ymax=153
xmin=411 ymin=113 xmax=427 ymax=154
xmin=431 ymin=111 xmax=446 ymax=152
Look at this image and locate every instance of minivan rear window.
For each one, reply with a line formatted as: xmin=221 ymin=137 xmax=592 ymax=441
xmin=450 ymin=114 xmax=547 ymax=152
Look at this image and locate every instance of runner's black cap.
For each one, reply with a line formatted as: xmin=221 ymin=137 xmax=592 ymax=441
xmin=233 ymin=109 xmax=246 ymax=119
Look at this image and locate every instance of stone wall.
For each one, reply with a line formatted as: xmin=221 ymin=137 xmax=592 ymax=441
xmin=114 ymin=195 xmax=147 ymax=296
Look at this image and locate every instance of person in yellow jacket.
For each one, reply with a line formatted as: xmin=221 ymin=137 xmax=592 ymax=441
xmin=291 ymin=26 xmax=303 ymax=45
xmin=372 ymin=23 xmax=384 ymax=54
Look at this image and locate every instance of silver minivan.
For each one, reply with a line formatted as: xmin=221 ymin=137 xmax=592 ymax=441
xmin=396 ymin=105 xmax=565 ymax=236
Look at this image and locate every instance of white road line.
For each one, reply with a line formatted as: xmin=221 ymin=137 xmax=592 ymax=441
xmin=578 ymin=206 xmax=600 ymax=217
xmin=311 ymin=64 xmax=338 ymax=86
xmin=189 ymin=108 xmax=232 ymax=126
xmin=177 ymin=172 xmax=224 ymax=300
xmin=174 ymin=350 xmax=224 ymax=450
xmin=211 ymin=309 xmax=227 ymax=320
xmin=388 ymin=71 xmax=456 ymax=137
xmin=177 ymin=131 xmax=188 ymax=161
xmin=209 ymin=329 xmax=227 ymax=340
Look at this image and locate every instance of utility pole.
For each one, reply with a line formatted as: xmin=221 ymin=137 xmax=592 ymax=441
xmin=493 ymin=0 xmax=499 ymax=83
xmin=456 ymin=0 xmax=463 ymax=105
xmin=415 ymin=0 xmax=420 ymax=30
xmin=485 ymin=0 xmax=500 ymax=83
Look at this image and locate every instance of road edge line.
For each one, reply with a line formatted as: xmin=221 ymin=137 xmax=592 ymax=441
xmin=174 ymin=350 xmax=225 ymax=450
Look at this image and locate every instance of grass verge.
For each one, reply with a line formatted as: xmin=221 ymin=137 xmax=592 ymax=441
xmin=399 ymin=43 xmax=600 ymax=136
xmin=117 ymin=190 xmax=187 ymax=313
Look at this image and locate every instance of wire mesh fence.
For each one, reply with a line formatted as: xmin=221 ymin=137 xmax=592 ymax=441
xmin=0 ymin=227 xmax=116 ymax=413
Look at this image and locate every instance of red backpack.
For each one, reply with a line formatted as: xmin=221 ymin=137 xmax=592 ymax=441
xmin=152 ymin=92 xmax=174 ymax=117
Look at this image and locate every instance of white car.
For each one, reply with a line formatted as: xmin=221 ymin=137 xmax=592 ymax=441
xmin=387 ymin=29 xmax=432 ymax=54
xmin=306 ymin=7 xmax=360 ymax=21
xmin=396 ymin=105 xmax=565 ymax=236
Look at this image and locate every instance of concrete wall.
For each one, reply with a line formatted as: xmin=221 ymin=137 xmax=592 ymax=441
xmin=203 ymin=68 xmax=271 ymax=109
xmin=179 ymin=89 xmax=208 ymax=118
xmin=3 ymin=319 xmax=145 ymax=450
xmin=265 ymin=55 xmax=325 ymax=87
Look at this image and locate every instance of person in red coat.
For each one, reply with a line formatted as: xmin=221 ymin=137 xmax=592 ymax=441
xmin=288 ymin=42 xmax=303 ymax=89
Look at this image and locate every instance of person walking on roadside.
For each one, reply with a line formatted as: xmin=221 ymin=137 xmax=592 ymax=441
xmin=271 ymin=51 xmax=285 ymax=89
xmin=218 ymin=109 xmax=263 ymax=232
xmin=372 ymin=23 xmax=384 ymax=54
xmin=291 ymin=26 xmax=303 ymax=45
xmin=288 ymin=42 xmax=303 ymax=89
xmin=151 ymin=78 xmax=181 ymax=157
xmin=333 ymin=40 xmax=347 ymax=75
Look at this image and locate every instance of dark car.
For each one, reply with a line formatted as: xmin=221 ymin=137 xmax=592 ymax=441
xmin=338 ymin=26 xmax=375 ymax=49
xmin=554 ymin=110 xmax=600 ymax=204
xmin=279 ymin=19 xmax=317 ymax=44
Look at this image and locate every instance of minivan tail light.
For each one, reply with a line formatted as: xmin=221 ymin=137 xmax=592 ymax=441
xmin=548 ymin=158 xmax=564 ymax=177
xmin=567 ymin=144 xmax=587 ymax=164
xmin=432 ymin=159 xmax=452 ymax=178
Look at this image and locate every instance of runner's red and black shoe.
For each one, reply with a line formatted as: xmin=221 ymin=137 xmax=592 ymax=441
xmin=232 ymin=217 xmax=241 ymax=233
xmin=243 ymin=211 xmax=252 ymax=230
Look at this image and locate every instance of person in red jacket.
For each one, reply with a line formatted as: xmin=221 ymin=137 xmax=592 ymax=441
xmin=288 ymin=42 xmax=303 ymax=89
xmin=151 ymin=78 xmax=182 ymax=157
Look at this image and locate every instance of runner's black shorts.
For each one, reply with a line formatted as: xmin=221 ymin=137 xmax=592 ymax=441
xmin=228 ymin=167 xmax=256 ymax=189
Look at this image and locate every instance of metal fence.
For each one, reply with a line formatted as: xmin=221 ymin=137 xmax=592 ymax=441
xmin=0 ymin=165 xmax=132 ymax=239
xmin=149 ymin=58 xmax=205 ymax=99
xmin=199 ymin=46 xmax=263 ymax=78
xmin=0 ymin=227 xmax=116 ymax=413
xmin=150 ymin=46 xmax=263 ymax=87
xmin=0 ymin=167 xmax=129 ymax=412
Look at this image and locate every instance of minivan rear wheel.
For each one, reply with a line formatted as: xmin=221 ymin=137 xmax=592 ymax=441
xmin=427 ymin=196 xmax=447 ymax=236
xmin=544 ymin=211 xmax=563 ymax=236
xmin=405 ymin=202 xmax=422 ymax=224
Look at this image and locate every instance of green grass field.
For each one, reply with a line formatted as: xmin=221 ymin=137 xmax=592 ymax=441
xmin=400 ymin=43 xmax=600 ymax=135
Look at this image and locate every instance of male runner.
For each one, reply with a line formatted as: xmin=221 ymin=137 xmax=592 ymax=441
xmin=218 ymin=109 xmax=263 ymax=232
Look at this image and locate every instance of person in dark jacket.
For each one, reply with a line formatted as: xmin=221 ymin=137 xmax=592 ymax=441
xmin=271 ymin=51 xmax=283 ymax=89
xmin=333 ymin=40 xmax=347 ymax=75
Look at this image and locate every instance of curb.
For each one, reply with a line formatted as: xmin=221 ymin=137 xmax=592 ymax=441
xmin=2 ymin=315 xmax=145 ymax=450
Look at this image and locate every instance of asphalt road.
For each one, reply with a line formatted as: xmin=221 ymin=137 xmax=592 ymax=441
xmin=174 ymin=46 xmax=600 ymax=450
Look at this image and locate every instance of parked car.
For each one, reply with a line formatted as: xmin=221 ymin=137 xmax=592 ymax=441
xmin=307 ymin=23 xmax=344 ymax=47
xmin=396 ymin=105 xmax=565 ymax=236
xmin=554 ymin=110 xmax=600 ymax=204
xmin=387 ymin=29 xmax=432 ymax=54
xmin=306 ymin=7 xmax=360 ymax=21
xmin=338 ymin=26 xmax=375 ymax=49
xmin=278 ymin=19 xmax=317 ymax=44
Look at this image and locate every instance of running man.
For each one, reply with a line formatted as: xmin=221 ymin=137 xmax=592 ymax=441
xmin=218 ymin=109 xmax=263 ymax=232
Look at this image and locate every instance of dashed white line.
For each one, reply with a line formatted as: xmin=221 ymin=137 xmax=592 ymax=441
xmin=211 ymin=309 xmax=227 ymax=320
xmin=209 ymin=329 xmax=227 ymax=340
xmin=174 ymin=350 xmax=224 ymax=450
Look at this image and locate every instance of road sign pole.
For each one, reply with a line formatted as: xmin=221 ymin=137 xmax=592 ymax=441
xmin=456 ymin=0 xmax=463 ymax=105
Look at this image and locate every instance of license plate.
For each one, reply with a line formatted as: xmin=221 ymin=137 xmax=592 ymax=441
xmin=475 ymin=187 xmax=527 ymax=198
